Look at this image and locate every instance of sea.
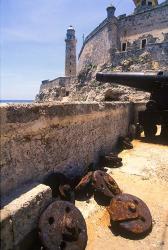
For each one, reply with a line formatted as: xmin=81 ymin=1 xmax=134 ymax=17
xmin=0 ymin=100 xmax=33 ymax=105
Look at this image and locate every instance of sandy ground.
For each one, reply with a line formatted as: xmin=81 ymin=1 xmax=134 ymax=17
xmin=76 ymin=138 xmax=168 ymax=250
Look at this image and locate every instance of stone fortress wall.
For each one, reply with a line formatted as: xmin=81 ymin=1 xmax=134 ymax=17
xmin=113 ymin=42 xmax=168 ymax=68
xmin=1 ymin=102 xmax=145 ymax=198
xmin=0 ymin=102 xmax=145 ymax=197
xmin=78 ymin=21 xmax=111 ymax=71
xmin=78 ymin=1 xmax=168 ymax=72
xmin=40 ymin=76 xmax=76 ymax=92
xmin=37 ymin=1 xmax=168 ymax=96
xmin=0 ymin=102 xmax=145 ymax=249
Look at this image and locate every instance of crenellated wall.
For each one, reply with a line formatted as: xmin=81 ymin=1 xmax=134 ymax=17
xmin=0 ymin=102 xmax=145 ymax=197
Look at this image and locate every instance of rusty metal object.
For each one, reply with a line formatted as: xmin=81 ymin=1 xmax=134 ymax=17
xmin=119 ymin=137 xmax=133 ymax=150
xmin=109 ymin=153 xmax=122 ymax=161
xmin=75 ymin=172 xmax=94 ymax=200
xmin=92 ymin=170 xmax=121 ymax=198
xmin=97 ymin=154 xmax=122 ymax=169
xmin=59 ymin=184 xmax=75 ymax=204
xmin=75 ymin=172 xmax=93 ymax=192
xmin=108 ymin=193 xmax=152 ymax=236
xmin=43 ymin=172 xmax=70 ymax=198
xmin=135 ymin=124 xmax=144 ymax=138
xmin=39 ymin=201 xmax=87 ymax=250
xmin=104 ymin=153 xmax=123 ymax=168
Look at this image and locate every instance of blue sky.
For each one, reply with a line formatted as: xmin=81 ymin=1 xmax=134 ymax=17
xmin=1 ymin=0 xmax=164 ymax=100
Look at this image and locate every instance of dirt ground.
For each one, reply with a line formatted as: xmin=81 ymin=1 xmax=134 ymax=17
xmin=76 ymin=138 xmax=168 ymax=250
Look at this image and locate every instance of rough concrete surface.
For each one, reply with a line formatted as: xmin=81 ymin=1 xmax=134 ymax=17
xmin=76 ymin=139 xmax=168 ymax=250
xmin=1 ymin=184 xmax=52 ymax=248
xmin=1 ymin=102 xmax=145 ymax=196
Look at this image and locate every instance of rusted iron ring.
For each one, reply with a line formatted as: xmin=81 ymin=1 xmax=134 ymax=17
xmin=92 ymin=170 xmax=121 ymax=198
xmin=59 ymin=184 xmax=75 ymax=204
xmin=108 ymin=193 xmax=152 ymax=236
xmin=39 ymin=201 xmax=87 ymax=250
xmin=75 ymin=172 xmax=94 ymax=200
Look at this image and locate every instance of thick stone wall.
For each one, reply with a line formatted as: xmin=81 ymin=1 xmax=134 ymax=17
xmin=0 ymin=102 xmax=145 ymax=197
xmin=119 ymin=3 xmax=168 ymax=45
xmin=78 ymin=3 xmax=168 ymax=72
xmin=112 ymin=42 xmax=168 ymax=68
xmin=36 ymin=77 xmax=77 ymax=102
xmin=40 ymin=76 xmax=76 ymax=92
xmin=78 ymin=25 xmax=111 ymax=72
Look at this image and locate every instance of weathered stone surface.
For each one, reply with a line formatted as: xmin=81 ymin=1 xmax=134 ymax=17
xmin=0 ymin=103 xmax=146 ymax=196
xmin=36 ymin=76 xmax=77 ymax=102
xmin=78 ymin=2 xmax=168 ymax=72
xmin=2 ymin=184 xmax=52 ymax=247
xmin=35 ymin=60 xmax=151 ymax=103
xmin=0 ymin=209 xmax=14 ymax=250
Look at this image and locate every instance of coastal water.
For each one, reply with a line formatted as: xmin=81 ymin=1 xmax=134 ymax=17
xmin=0 ymin=100 xmax=33 ymax=105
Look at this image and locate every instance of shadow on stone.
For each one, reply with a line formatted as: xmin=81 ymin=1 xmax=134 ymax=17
xmin=94 ymin=191 xmax=112 ymax=206
xmin=18 ymin=229 xmax=44 ymax=250
xmin=75 ymin=187 xmax=94 ymax=201
xmin=109 ymin=221 xmax=152 ymax=240
xmin=140 ymin=135 xmax=168 ymax=146
xmin=43 ymin=172 xmax=69 ymax=198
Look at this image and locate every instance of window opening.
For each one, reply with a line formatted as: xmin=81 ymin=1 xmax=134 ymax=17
xmin=66 ymin=91 xmax=69 ymax=96
xmin=141 ymin=39 xmax=147 ymax=49
xmin=142 ymin=0 xmax=146 ymax=6
xmin=148 ymin=1 xmax=152 ymax=6
xmin=121 ymin=42 xmax=127 ymax=52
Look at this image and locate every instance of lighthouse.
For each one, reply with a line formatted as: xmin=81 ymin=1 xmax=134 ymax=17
xmin=65 ymin=26 xmax=77 ymax=77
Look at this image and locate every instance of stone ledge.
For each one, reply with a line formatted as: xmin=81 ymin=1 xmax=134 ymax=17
xmin=1 ymin=184 xmax=52 ymax=249
xmin=0 ymin=102 xmax=142 ymax=124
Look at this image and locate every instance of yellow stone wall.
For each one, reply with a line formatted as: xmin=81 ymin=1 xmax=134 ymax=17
xmin=133 ymin=0 xmax=158 ymax=7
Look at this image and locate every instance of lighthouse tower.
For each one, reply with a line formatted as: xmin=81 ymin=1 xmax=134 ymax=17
xmin=65 ymin=26 xmax=77 ymax=77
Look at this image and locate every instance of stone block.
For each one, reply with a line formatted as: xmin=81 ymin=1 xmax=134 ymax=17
xmin=3 ymin=184 xmax=52 ymax=247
